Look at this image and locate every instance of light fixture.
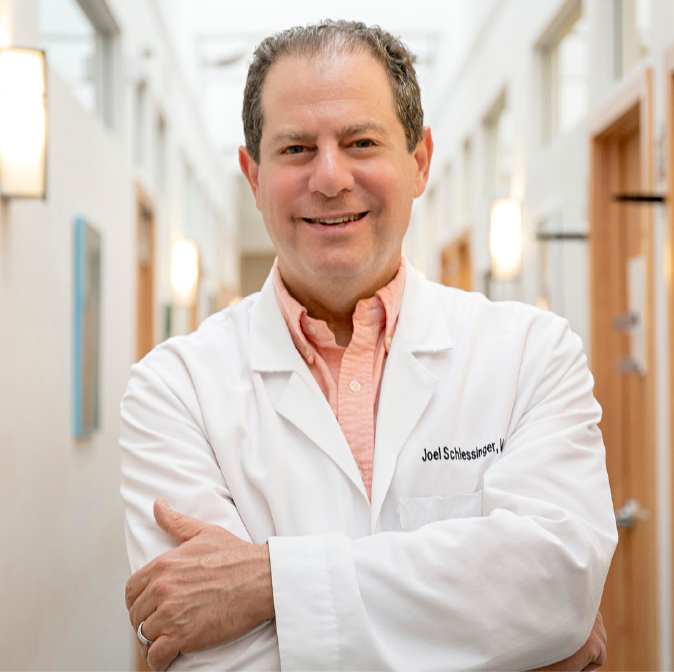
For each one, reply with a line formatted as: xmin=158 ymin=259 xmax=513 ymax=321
xmin=171 ymin=239 xmax=199 ymax=305
xmin=489 ymin=198 xmax=522 ymax=280
xmin=0 ymin=47 xmax=47 ymax=199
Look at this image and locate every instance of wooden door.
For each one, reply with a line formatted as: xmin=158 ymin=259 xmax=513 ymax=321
xmin=667 ymin=47 xmax=674 ymax=661
xmin=440 ymin=232 xmax=472 ymax=291
xmin=136 ymin=186 xmax=155 ymax=362
xmin=590 ymin=89 xmax=657 ymax=670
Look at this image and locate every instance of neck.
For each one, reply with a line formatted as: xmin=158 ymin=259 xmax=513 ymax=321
xmin=278 ymin=258 xmax=400 ymax=347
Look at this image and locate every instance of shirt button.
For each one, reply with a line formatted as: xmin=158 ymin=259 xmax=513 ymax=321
xmin=304 ymin=348 xmax=311 ymax=360
xmin=306 ymin=323 xmax=317 ymax=335
xmin=349 ymin=380 xmax=361 ymax=392
xmin=386 ymin=336 xmax=392 ymax=348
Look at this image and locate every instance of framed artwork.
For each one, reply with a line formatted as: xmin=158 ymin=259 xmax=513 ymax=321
xmin=73 ymin=217 xmax=102 ymax=439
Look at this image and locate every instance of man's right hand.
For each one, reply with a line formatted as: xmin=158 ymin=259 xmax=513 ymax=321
xmin=533 ymin=611 xmax=607 ymax=671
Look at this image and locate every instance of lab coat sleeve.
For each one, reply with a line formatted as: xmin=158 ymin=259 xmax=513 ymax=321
xmin=268 ymin=317 xmax=618 ymax=671
xmin=120 ymin=343 xmax=280 ymax=670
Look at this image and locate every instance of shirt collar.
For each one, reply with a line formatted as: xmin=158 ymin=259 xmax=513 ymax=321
xmin=272 ymin=257 xmax=407 ymax=363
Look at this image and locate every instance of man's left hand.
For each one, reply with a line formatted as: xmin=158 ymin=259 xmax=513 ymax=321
xmin=125 ymin=498 xmax=275 ymax=672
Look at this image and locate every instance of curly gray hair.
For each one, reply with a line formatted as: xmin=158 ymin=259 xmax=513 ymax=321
xmin=242 ymin=19 xmax=424 ymax=163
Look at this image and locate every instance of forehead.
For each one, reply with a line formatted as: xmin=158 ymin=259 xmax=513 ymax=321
xmin=259 ymin=51 xmax=402 ymax=141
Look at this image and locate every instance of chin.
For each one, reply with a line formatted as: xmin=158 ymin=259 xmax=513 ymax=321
xmin=305 ymin=251 xmax=374 ymax=280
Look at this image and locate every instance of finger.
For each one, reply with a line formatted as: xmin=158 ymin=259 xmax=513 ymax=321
xmin=137 ymin=640 xmax=149 ymax=662
xmin=129 ymin=587 xmax=158 ymax=633
xmin=147 ymin=634 xmax=181 ymax=672
xmin=126 ymin=566 xmax=153 ymax=611
xmin=136 ymin=607 xmax=161 ymax=644
xmin=597 ymin=618 xmax=607 ymax=645
xmin=154 ymin=497 xmax=209 ymax=544
xmin=581 ymin=665 xmax=601 ymax=672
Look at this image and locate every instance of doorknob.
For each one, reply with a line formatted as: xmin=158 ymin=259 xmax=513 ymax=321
xmin=614 ymin=499 xmax=649 ymax=528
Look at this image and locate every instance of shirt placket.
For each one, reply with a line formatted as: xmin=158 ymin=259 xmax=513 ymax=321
xmin=338 ymin=306 xmax=383 ymax=498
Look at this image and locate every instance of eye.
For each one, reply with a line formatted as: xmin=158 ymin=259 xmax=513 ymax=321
xmin=352 ymin=139 xmax=375 ymax=149
xmin=284 ymin=145 xmax=305 ymax=155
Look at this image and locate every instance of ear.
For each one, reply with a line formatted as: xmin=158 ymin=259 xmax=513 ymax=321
xmin=412 ymin=127 xmax=434 ymax=198
xmin=239 ymin=146 xmax=262 ymax=211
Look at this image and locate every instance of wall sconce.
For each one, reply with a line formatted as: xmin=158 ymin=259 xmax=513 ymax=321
xmin=171 ymin=238 xmax=199 ymax=306
xmin=0 ymin=47 xmax=47 ymax=199
xmin=489 ymin=198 xmax=522 ymax=280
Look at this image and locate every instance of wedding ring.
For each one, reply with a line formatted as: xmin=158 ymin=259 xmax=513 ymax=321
xmin=137 ymin=620 xmax=154 ymax=646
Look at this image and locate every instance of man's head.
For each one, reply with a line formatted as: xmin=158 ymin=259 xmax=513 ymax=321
xmin=242 ymin=20 xmax=424 ymax=164
xmin=239 ymin=20 xmax=433 ymax=305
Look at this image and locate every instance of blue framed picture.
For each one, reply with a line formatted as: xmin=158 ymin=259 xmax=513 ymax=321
xmin=73 ymin=217 xmax=102 ymax=439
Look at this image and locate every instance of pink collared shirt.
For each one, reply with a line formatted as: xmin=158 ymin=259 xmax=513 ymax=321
xmin=272 ymin=259 xmax=406 ymax=500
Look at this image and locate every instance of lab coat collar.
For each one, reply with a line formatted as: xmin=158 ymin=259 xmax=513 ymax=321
xmin=393 ymin=260 xmax=453 ymax=354
xmin=250 ymin=270 xmax=369 ymax=500
xmin=370 ymin=262 xmax=454 ymax=530
xmin=249 ymin=260 xmax=454 ymax=513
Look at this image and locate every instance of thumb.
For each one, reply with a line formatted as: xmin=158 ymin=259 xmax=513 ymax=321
xmin=154 ymin=498 xmax=208 ymax=544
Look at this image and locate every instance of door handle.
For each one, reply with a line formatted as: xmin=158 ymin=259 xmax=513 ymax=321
xmin=613 ymin=312 xmax=640 ymax=333
xmin=617 ymin=357 xmax=646 ymax=376
xmin=614 ymin=499 xmax=649 ymax=528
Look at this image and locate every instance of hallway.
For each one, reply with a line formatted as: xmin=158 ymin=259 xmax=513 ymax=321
xmin=2 ymin=0 xmax=674 ymax=669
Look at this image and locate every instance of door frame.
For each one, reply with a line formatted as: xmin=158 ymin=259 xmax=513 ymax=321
xmin=135 ymin=184 xmax=156 ymax=362
xmin=666 ymin=39 xmax=674 ymax=661
xmin=587 ymin=65 xmax=656 ymax=668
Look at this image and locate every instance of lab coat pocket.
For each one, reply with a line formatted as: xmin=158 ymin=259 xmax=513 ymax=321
xmin=398 ymin=490 xmax=484 ymax=531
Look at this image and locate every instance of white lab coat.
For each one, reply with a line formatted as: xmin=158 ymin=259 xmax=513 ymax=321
xmin=120 ymin=262 xmax=618 ymax=671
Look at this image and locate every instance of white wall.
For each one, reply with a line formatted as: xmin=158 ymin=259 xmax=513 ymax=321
xmin=0 ymin=71 xmax=135 ymax=669
xmin=0 ymin=0 xmax=237 ymax=667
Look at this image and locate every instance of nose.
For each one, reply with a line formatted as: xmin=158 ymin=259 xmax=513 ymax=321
xmin=307 ymin=144 xmax=355 ymax=197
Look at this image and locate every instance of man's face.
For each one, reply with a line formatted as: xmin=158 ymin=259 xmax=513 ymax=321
xmin=240 ymin=50 xmax=432 ymax=291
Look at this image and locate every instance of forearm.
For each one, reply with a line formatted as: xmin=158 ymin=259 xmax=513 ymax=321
xmin=241 ymin=542 xmax=275 ymax=627
xmin=270 ymin=514 xmax=614 ymax=671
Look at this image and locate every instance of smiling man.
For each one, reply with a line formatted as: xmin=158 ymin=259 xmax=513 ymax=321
xmin=121 ymin=21 xmax=617 ymax=671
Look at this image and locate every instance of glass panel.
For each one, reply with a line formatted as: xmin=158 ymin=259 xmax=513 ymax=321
xmin=495 ymin=107 xmax=513 ymax=197
xmin=39 ymin=0 xmax=96 ymax=113
xmin=484 ymin=94 xmax=511 ymax=199
xmin=461 ymin=138 xmax=475 ymax=220
xmin=556 ymin=13 xmax=588 ymax=134
xmin=624 ymin=0 xmax=652 ymax=72
xmin=542 ymin=5 xmax=588 ymax=143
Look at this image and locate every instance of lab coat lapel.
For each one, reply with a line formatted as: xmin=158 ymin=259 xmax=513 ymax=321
xmin=370 ymin=264 xmax=453 ymax=530
xmin=250 ymin=273 xmax=367 ymax=500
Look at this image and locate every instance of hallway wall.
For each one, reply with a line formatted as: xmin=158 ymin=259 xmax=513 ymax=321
xmin=0 ymin=71 xmax=135 ymax=669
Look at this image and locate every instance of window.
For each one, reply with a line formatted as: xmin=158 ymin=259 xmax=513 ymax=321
xmin=483 ymin=93 xmax=513 ymax=200
xmin=155 ymin=113 xmax=167 ymax=194
xmin=134 ymin=81 xmax=147 ymax=166
xmin=541 ymin=2 xmax=588 ymax=144
xmin=39 ymin=0 xmax=117 ymax=127
xmin=613 ymin=0 xmax=652 ymax=79
xmin=460 ymin=138 xmax=475 ymax=221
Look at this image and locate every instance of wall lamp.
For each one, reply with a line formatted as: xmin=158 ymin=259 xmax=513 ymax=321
xmin=170 ymin=238 xmax=199 ymax=306
xmin=0 ymin=47 xmax=47 ymax=199
xmin=489 ymin=198 xmax=522 ymax=281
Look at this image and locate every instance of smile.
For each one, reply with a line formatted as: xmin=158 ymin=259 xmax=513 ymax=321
xmin=302 ymin=212 xmax=367 ymax=226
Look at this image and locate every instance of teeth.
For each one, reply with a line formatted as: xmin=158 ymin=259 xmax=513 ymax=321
xmin=309 ymin=213 xmax=364 ymax=224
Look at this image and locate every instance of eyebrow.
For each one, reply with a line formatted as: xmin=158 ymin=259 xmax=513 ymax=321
xmin=269 ymin=122 xmax=389 ymax=147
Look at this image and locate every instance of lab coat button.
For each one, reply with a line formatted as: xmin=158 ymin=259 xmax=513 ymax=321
xmin=349 ymin=380 xmax=361 ymax=392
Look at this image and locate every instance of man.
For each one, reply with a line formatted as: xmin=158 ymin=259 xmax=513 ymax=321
xmin=121 ymin=20 xmax=616 ymax=671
